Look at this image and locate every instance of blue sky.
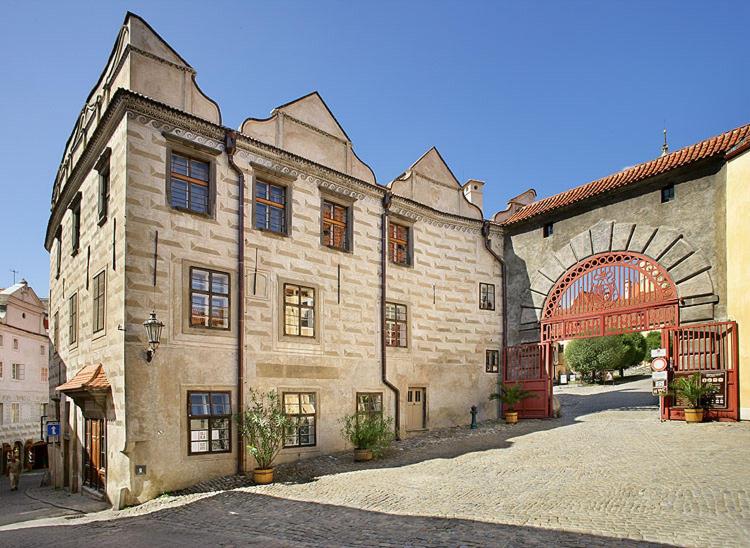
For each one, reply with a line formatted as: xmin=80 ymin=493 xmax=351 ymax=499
xmin=1 ymin=1 xmax=747 ymax=294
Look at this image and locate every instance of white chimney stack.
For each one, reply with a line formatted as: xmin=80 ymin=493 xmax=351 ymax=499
xmin=463 ymin=179 xmax=485 ymax=211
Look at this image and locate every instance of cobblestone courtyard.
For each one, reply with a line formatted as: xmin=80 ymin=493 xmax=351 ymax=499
xmin=2 ymin=376 xmax=748 ymax=547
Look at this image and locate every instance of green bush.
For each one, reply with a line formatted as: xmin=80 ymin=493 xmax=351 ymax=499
xmin=340 ymin=413 xmax=394 ymax=457
xmin=489 ymin=382 xmax=535 ymax=411
xmin=236 ymin=389 xmax=294 ymax=469
xmin=621 ymin=332 xmax=647 ymax=367
xmin=645 ymin=330 xmax=662 ymax=357
xmin=564 ymin=336 xmax=628 ymax=381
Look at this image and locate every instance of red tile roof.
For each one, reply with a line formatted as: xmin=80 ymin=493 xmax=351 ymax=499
xmin=501 ymin=123 xmax=750 ymax=226
xmin=56 ymin=364 xmax=111 ymax=393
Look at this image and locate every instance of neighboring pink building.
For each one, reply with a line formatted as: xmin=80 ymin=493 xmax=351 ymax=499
xmin=0 ymin=280 xmax=49 ymax=472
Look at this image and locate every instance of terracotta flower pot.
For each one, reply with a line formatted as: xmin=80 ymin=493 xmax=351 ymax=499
xmin=505 ymin=411 xmax=519 ymax=425
xmin=253 ymin=467 xmax=274 ymax=484
xmin=354 ymin=448 xmax=373 ymax=462
xmin=684 ymin=408 xmax=704 ymax=424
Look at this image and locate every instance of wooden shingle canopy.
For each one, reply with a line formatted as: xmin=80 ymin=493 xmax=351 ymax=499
xmin=56 ymin=364 xmax=111 ymax=393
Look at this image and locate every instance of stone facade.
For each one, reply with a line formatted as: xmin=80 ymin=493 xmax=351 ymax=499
xmin=45 ymin=14 xmax=503 ymax=507
xmin=0 ymin=281 xmax=49 ymax=472
xmin=45 ymin=12 xmax=748 ymax=509
xmin=502 ymin=161 xmax=726 ymax=346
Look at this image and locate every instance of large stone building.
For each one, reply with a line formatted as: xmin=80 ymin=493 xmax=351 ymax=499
xmin=45 ymin=13 xmax=748 ymax=508
xmin=0 ymin=280 xmax=49 ymax=473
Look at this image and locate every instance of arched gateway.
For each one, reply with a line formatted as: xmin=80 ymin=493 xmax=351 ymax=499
xmin=504 ymin=251 xmax=739 ymax=421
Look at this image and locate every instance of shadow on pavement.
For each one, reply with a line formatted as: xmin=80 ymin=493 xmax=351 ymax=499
xmin=173 ymin=380 xmax=660 ymax=491
xmin=0 ymin=490 xmax=673 ymax=548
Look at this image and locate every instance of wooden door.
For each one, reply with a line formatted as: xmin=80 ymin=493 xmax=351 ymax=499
xmin=84 ymin=418 xmax=106 ymax=491
xmin=406 ymin=388 xmax=426 ymax=430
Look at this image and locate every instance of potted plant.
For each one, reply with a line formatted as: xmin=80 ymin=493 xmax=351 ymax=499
xmin=236 ymin=389 xmax=293 ymax=484
xmin=340 ymin=413 xmax=394 ymax=461
xmin=670 ymin=373 xmax=716 ymax=424
xmin=490 ymin=382 xmax=535 ymax=424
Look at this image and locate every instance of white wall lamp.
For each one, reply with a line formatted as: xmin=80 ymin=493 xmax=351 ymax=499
xmin=143 ymin=311 xmax=164 ymax=363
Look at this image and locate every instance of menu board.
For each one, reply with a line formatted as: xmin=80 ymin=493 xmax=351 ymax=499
xmin=702 ymin=371 xmax=727 ymax=409
xmin=674 ymin=371 xmax=727 ymax=409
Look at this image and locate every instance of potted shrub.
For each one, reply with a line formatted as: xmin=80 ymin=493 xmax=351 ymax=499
xmin=490 ymin=382 xmax=535 ymax=424
xmin=670 ymin=373 xmax=716 ymax=424
xmin=340 ymin=413 xmax=394 ymax=461
xmin=236 ymin=389 xmax=293 ymax=484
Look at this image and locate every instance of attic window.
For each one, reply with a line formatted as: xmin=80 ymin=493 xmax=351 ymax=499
xmin=543 ymin=222 xmax=554 ymax=238
xmin=661 ymin=185 xmax=675 ymax=203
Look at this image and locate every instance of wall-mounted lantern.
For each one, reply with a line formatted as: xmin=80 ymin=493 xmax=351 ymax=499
xmin=143 ymin=311 xmax=164 ymax=363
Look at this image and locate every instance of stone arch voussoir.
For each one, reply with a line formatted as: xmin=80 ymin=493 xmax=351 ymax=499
xmin=524 ymin=220 xmax=718 ymax=327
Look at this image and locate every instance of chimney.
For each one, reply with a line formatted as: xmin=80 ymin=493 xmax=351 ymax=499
xmin=463 ymin=180 xmax=485 ymax=210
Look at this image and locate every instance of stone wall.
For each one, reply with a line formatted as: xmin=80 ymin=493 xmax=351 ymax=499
xmin=47 ymin=115 xmax=128 ymax=506
xmin=503 ymin=161 xmax=727 ymax=346
xmin=118 ymin=109 xmax=503 ymax=502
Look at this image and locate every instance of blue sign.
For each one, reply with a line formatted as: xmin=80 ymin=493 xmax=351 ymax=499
xmin=47 ymin=422 xmax=60 ymax=437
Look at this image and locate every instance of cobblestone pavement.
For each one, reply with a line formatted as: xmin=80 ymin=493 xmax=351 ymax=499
xmin=2 ymin=377 xmax=749 ymax=547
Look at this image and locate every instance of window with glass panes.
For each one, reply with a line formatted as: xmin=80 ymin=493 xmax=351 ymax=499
xmin=283 ymin=392 xmax=316 ymax=447
xmin=169 ymin=153 xmax=210 ymax=214
xmin=188 ymin=391 xmax=231 ymax=454
xmin=69 ymin=293 xmax=78 ymax=344
xmin=190 ymin=268 xmax=230 ymax=329
xmin=11 ymin=403 xmax=20 ymax=423
xmin=322 ymin=200 xmax=349 ymax=250
xmin=71 ymin=198 xmax=81 ymax=255
xmin=284 ymin=283 xmax=315 ymax=337
xmin=479 ymin=283 xmax=495 ymax=310
xmin=41 ymin=367 xmax=48 ymax=382
xmin=356 ymin=392 xmax=383 ymax=421
xmin=385 ymin=302 xmax=408 ymax=347
xmin=12 ymin=364 xmax=24 ymax=380
xmin=486 ymin=350 xmax=500 ymax=373
xmin=388 ymin=222 xmax=410 ymax=265
xmin=92 ymin=272 xmax=106 ymax=333
xmin=255 ymin=181 xmax=286 ymax=233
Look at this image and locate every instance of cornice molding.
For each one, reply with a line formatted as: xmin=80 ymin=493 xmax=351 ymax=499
xmin=46 ymin=90 xmax=491 ymax=248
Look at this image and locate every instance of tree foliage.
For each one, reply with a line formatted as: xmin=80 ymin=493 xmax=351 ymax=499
xmin=621 ymin=332 xmax=647 ymax=367
xmin=565 ymin=336 xmax=628 ymax=379
xmin=644 ymin=331 xmax=662 ymax=357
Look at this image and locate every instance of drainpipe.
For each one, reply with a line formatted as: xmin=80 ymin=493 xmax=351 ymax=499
xmin=482 ymin=221 xmax=507 ymax=418
xmin=381 ymin=192 xmax=401 ymax=440
xmin=225 ymin=130 xmax=245 ymax=475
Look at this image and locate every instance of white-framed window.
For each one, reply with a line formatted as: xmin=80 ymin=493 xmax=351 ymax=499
xmin=12 ymin=363 xmax=25 ymax=381
xmin=11 ymin=403 xmax=20 ymax=423
xmin=40 ymin=367 xmax=48 ymax=382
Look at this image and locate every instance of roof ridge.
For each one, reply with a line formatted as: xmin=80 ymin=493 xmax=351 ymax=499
xmin=501 ymin=121 xmax=750 ymax=226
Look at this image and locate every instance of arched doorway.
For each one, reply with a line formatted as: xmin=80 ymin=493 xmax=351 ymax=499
xmin=504 ymin=251 xmax=740 ymax=421
xmin=541 ymin=252 xmax=678 ymax=341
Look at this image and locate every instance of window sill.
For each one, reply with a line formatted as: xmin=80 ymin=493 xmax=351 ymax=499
xmin=279 ymin=335 xmax=320 ymax=346
xmin=255 ymin=227 xmax=289 ymax=238
xmin=97 ymin=215 xmax=108 ymax=227
xmin=170 ymin=206 xmax=214 ymax=220
xmin=389 ymin=260 xmax=413 ymax=269
xmin=321 ymin=243 xmax=352 ymax=254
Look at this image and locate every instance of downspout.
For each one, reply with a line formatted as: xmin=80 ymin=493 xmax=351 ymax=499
xmin=225 ymin=130 xmax=245 ymax=475
xmin=381 ymin=192 xmax=401 ymax=440
xmin=482 ymin=221 xmax=507 ymax=418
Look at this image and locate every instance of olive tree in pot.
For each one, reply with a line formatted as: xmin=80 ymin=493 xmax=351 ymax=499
xmin=236 ymin=389 xmax=293 ymax=484
xmin=490 ymin=383 xmax=535 ymax=424
xmin=340 ymin=413 xmax=395 ymax=461
xmin=670 ymin=373 xmax=717 ymax=424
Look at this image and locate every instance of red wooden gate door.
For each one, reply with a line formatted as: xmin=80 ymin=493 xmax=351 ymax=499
xmin=504 ymin=343 xmax=551 ymax=418
xmin=663 ymin=321 xmax=739 ymax=421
